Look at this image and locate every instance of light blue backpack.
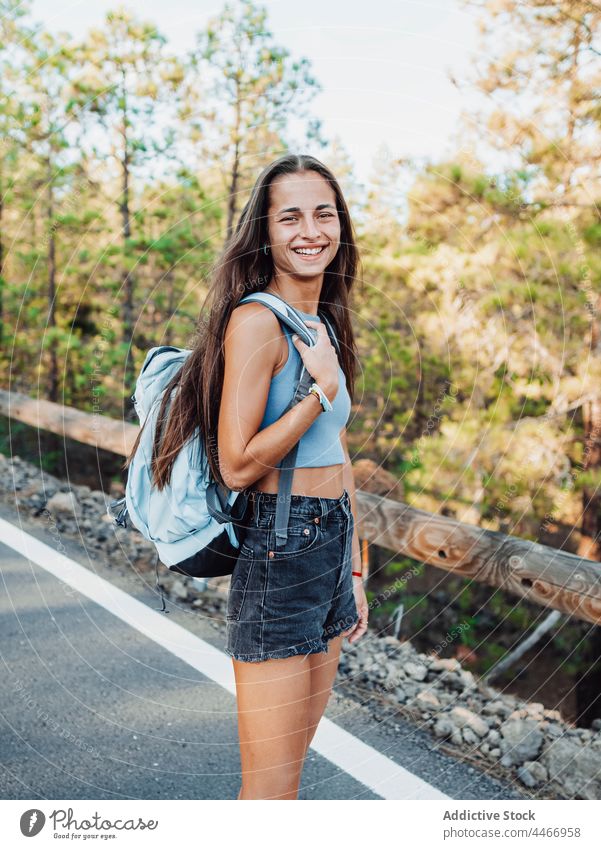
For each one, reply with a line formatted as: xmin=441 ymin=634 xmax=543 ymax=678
xmin=107 ymin=291 xmax=341 ymax=595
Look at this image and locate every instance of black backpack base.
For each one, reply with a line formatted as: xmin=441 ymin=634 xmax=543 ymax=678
xmin=168 ymin=527 xmax=242 ymax=579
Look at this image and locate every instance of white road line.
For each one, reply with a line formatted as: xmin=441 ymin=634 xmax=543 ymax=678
xmin=0 ymin=516 xmax=449 ymax=800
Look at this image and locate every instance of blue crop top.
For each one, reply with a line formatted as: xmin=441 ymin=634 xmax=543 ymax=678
xmin=258 ymin=308 xmax=351 ymax=467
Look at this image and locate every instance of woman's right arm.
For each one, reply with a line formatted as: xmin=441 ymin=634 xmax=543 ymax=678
xmin=217 ymin=303 xmax=334 ymax=491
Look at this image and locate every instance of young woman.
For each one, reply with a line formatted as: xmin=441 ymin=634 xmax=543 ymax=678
xmin=218 ymin=154 xmax=368 ymax=800
xmin=137 ymin=152 xmax=368 ymax=800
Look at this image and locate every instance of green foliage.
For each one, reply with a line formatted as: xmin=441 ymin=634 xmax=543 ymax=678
xmin=583 ymin=223 xmax=601 ymax=247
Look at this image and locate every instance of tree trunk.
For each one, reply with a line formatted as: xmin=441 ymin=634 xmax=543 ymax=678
xmin=165 ymin=268 xmax=175 ymax=346
xmin=575 ymin=293 xmax=601 ymax=726
xmin=46 ymin=157 xmax=58 ymax=404
xmin=120 ymin=80 xmax=136 ymax=421
xmin=226 ymin=142 xmax=240 ymax=244
xmin=0 ymin=168 xmax=4 ymax=349
xmin=578 ymin=293 xmax=601 ymax=561
xmin=225 ymin=88 xmax=242 ymax=242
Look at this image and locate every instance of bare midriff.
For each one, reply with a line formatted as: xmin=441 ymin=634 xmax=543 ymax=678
xmin=252 ymin=464 xmax=345 ymax=499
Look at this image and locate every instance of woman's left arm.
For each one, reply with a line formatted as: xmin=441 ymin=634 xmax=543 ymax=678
xmin=339 ymin=427 xmax=368 ymax=644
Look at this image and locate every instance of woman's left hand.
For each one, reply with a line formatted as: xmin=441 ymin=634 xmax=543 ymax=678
xmin=341 ymin=577 xmax=368 ymax=644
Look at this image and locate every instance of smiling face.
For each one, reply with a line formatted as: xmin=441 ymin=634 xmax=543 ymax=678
xmin=266 ymin=170 xmax=341 ymax=277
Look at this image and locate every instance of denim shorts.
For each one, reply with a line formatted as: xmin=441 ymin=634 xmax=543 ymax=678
xmin=225 ymin=488 xmax=359 ymax=663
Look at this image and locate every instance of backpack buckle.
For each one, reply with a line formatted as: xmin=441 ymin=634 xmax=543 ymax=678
xmin=107 ymin=496 xmax=129 ymax=528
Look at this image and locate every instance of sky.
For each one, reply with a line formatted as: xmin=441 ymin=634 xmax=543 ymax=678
xmin=29 ymin=0 xmax=484 ymax=186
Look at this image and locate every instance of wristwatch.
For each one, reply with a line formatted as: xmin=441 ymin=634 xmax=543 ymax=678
xmin=307 ymin=381 xmax=333 ymax=413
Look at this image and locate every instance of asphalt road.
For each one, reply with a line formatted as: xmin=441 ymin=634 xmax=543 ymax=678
xmin=0 ymin=501 xmax=525 ymax=801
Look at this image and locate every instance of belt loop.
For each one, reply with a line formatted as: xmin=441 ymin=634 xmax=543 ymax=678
xmin=341 ymin=488 xmax=351 ymax=523
xmin=317 ymin=496 xmax=328 ymax=530
xmin=253 ymin=490 xmax=262 ymax=527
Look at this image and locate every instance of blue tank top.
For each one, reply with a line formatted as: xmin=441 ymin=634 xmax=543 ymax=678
xmin=258 ymin=308 xmax=351 ymax=467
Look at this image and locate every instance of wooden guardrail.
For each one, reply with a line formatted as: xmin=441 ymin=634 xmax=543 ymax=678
xmin=2 ymin=387 xmax=601 ymax=626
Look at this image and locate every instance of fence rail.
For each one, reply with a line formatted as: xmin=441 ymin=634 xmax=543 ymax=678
xmin=2 ymin=387 xmax=600 ymax=626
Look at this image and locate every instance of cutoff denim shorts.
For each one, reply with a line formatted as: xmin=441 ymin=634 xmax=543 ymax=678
xmin=225 ymin=488 xmax=360 ymax=663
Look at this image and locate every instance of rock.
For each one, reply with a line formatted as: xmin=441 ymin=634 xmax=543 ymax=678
xmin=16 ymin=483 xmax=41 ymax=498
xmin=459 ymin=670 xmax=477 ymax=689
xmin=449 ymin=706 xmax=489 ymax=738
xmin=433 ymin=717 xmax=454 ymax=739
xmin=450 ymin=728 xmax=463 ymax=746
xmin=487 ymin=729 xmax=501 ymax=745
xmin=46 ymin=491 xmax=81 ymax=518
xmin=517 ymin=761 xmax=548 ymax=788
xmin=508 ymin=708 xmax=528 ymax=720
xmin=416 ymin=690 xmax=441 ymax=710
xmin=482 ymin=701 xmax=512 ymax=718
xmin=541 ymin=739 xmax=601 ymax=799
xmin=404 ymin=661 xmax=428 ymax=681
xmin=430 ymin=658 xmax=461 ymax=673
xmin=591 ymin=718 xmax=601 ymax=732
xmin=499 ymin=719 xmax=544 ymax=766
xmin=543 ymin=709 xmax=563 ymax=722
xmin=462 ymin=727 xmax=479 ymax=745
xmin=384 ymin=673 xmax=401 ymax=690
xmin=402 ymin=681 xmax=420 ymax=698
xmin=446 ymin=675 xmax=467 ymax=693
xmin=170 ymin=579 xmax=188 ymax=601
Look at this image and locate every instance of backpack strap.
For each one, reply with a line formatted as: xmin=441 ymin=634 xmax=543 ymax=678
xmin=318 ymin=311 xmax=341 ymax=357
xmin=238 ymin=291 xmax=318 ymax=346
xmin=206 ymin=480 xmax=249 ymax=524
xmin=271 ymin=351 xmax=314 ymax=546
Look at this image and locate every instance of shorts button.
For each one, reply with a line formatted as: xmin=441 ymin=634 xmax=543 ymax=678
xmin=314 ymin=517 xmax=320 ymax=523
xmin=303 ymin=528 xmax=310 ymax=535
xmin=268 ymin=550 xmax=274 ymax=558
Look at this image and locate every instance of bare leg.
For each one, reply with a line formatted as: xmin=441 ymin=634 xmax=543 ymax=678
xmin=303 ymin=633 xmax=345 ymax=757
xmin=232 ymin=653 xmax=312 ymax=800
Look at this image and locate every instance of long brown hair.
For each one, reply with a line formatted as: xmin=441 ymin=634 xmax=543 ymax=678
xmin=122 ymin=153 xmax=362 ymax=490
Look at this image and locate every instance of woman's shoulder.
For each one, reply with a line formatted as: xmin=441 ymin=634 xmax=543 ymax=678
xmin=226 ymin=300 xmax=282 ymax=339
